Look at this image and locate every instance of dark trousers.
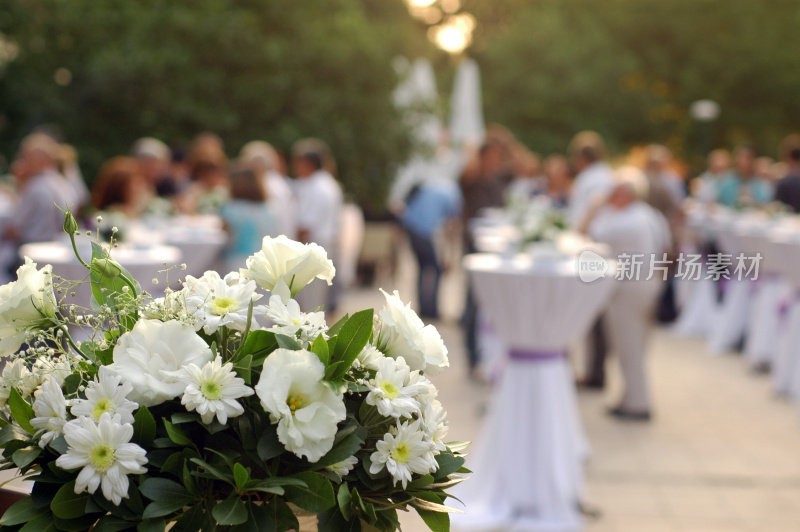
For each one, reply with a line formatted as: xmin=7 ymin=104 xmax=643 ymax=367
xmin=407 ymin=230 xmax=441 ymax=319
xmin=585 ymin=315 xmax=607 ymax=385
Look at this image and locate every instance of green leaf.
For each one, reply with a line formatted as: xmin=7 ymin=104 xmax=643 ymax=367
xmin=140 ymin=477 xmax=195 ymax=519
xmin=189 ymin=457 xmax=234 ymax=485
xmin=0 ymin=497 xmax=43 ymax=526
xmin=170 ymin=412 xmax=198 ymax=424
xmin=18 ymin=511 xmax=57 ymax=532
xmin=313 ymin=430 xmax=365 ymax=468
xmin=311 ymin=334 xmax=330 ymax=365
xmin=337 ymin=482 xmax=352 ymax=520
xmin=89 ymin=242 xmax=141 ymax=314
xmin=260 ymin=498 xmax=299 ymax=531
xmin=212 ymin=495 xmax=248 ymax=525
xmin=257 ymin=425 xmax=284 ymax=462
xmin=132 ymin=406 xmax=156 ymax=448
xmin=163 ymin=420 xmax=193 ymax=446
xmin=233 ymin=463 xmax=250 ymax=490
xmin=329 ymin=309 xmax=373 ymax=379
xmin=238 ymin=330 xmax=278 ymax=365
xmin=244 ymin=476 xmax=306 ymax=495
xmin=8 ymin=388 xmax=35 ymax=434
xmin=416 ymin=508 xmax=451 ymax=532
xmin=0 ymin=422 xmax=29 ymax=447
xmin=50 ymin=480 xmax=89 ymax=520
xmin=171 ymin=503 xmax=206 ymax=532
xmin=138 ymin=518 xmax=167 ymax=532
xmin=61 ymin=373 xmax=81 ymax=395
xmin=408 ymin=474 xmax=435 ymax=490
xmin=284 ymin=471 xmax=336 ymax=513
xmin=323 ymin=361 xmax=347 ymax=381
xmin=91 ymin=516 xmax=134 ymax=532
xmin=433 ymin=453 xmax=465 ymax=480
xmin=12 ymin=446 xmax=41 ymax=469
xmin=275 ymin=333 xmax=301 ymax=350
xmin=327 ymin=313 xmax=349 ymax=337
xmin=233 ymin=354 xmax=253 ymax=385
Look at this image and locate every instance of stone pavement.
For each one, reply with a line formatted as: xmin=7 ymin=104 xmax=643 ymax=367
xmin=338 ymin=256 xmax=800 ymax=532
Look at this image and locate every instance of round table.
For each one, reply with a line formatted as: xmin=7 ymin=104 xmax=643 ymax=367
xmin=19 ymin=239 xmax=182 ymax=308
xmin=453 ymin=253 xmax=615 ymax=532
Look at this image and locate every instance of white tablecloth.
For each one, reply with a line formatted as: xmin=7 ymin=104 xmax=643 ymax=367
xmin=453 ymin=253 xmax=615 ymax=532
xmin=20 ymin=239 xmax=182 ymax=308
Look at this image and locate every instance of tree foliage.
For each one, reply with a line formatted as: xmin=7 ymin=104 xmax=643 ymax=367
xmin=463 ymin=0 xmax=800 ymax=165
xmin=0 ymin=0 xmax=431 ymax=213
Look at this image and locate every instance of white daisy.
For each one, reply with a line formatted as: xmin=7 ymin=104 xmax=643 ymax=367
xmin=172 ymin=356 xmax=254 ymax=424
xmin=264 ymin=295 xmax=327 ymax=347
xmin=31 ymin=378 xmax=67 ymax=448
xmin=365 ymin=356 xmax=427 ymax=419
xmin=71 ymin=366 xmax=138 ymax=424
xmin=22 ymin=355 xmax=74 ymax=396
xmin=420 ymin=399 xmax=448 ymax=453
xmin=56 ymin=413 xmax=148 ymax=505
xmin=182 ymin=271 xmax=262 ymax=334
xmin=369 ymin=420 xmax=438 ymax=489
xmin=325 ymin=455 xmax=358 ymax=479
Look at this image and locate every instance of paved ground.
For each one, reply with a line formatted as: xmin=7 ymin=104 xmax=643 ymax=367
xmin=339 ymin=247 xmax=800 ymax=532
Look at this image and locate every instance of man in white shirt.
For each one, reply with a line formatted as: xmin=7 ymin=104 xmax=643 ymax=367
xmin=239 ymin=140 xmax=297 ymax=239
xmin=569 ymin=131 xmax=616 ymax=389
xmin=587 ymin=167 xmax=670 ymax=420
xmin=568 ymin=131 xmax=615 ymax=230
xmin=4 ymin=133 xmax=73 ymax=246
xmin=291 ymin=139 xmax=343 ymax=311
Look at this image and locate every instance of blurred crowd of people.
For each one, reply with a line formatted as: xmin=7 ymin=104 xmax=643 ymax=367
xmin=0 ymin=131 xmax=344 ymax=283
xmin=392 ymin=124 xmax=800 ymax=421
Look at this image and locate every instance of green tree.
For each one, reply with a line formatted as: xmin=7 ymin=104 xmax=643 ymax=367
xmin=0 ymin=0 xmax=431 ymax=214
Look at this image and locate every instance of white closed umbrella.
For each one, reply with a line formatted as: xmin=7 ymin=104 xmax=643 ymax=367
xmin=449 ymin=57 xmax=485 ymax=149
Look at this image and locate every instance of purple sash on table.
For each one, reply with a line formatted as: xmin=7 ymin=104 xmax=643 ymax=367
xmin=508 ymin=349 xmax=567 ymax=362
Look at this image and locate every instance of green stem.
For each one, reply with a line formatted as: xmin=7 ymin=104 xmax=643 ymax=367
xmin=68 ymin=231 xmax=91 ymax=270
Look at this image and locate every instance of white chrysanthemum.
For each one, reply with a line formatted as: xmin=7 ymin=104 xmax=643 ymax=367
xmin=31 ymin=378 xmax=67 ymax=448
xmin=71 ymin=366 xmax=138 ymax=424
xmin=255 ymin=348 xmax=346 ymax=462
xmin=264 ymin=295 xmax=327 ymax=346
xmin=326 ymin=455 xmax=358 ymax=479
xmin=366 ymin=357 xmax=428 ymax=419
xmin=56 ymin=414 xmax=148 ymax=505
xmin=171 ymin=356 xmax=254 ymax=424
xmin=0 ymin=258 xmax=58 ymax=356
xmin=420 ymin=399 xmax=448 ymax=453
xmin=241 ymin=235 xmax=335 ymax=297
xmin=21 ymin=355 xmax=74 ymax=397
xmin=369 ymin=420 xmax=438 ymax=489
xmin=182 ymin=271 xmax=262 ymax=334
xmin=0 ymin=358 xmax=31 ymax=406
xmin=377 ymin=290 xmax=449 ymax=375
xmin=106 ymin=319 xmax=214 ymax=407
xmin=354 ymin=344 xmax=384 ymax=370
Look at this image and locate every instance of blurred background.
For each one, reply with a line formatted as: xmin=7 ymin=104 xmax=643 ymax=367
xmin=2 ymin=1 xmax=800 ymax=531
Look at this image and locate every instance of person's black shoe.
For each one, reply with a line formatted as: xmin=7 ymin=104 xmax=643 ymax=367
xmin=608 ymin=406 xmax=651 ymax=421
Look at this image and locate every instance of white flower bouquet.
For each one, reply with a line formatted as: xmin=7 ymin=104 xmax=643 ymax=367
xmin=0 ymin=213 xmax=467 ymax=531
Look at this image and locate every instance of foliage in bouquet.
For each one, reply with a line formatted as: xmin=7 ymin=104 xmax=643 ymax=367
xmin=0 ymin=214 xmax=467 ymax=531
xmin=506 ymin=195 xmax=568 ymax=248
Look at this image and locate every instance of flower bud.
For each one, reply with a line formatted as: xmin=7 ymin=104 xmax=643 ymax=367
xmin=63 ymin=211 xmax=79 ymax=235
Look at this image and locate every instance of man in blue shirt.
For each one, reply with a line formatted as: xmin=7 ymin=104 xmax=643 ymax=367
xmin=400 ymin=180 xmax=461 ymax=319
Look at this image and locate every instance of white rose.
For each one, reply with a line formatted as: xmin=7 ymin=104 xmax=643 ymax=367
xmin=0 ymin=258 xmax=58 ymax=356
xmin=241 ymin=235 xmax=335 ymax=297
xmin=377 ymin=290 xmax=449 ymax=375
xmin=106 ymin=319 xmax=213 ymax=407
xmin=255 ymin=348 xmax=346 ymax=462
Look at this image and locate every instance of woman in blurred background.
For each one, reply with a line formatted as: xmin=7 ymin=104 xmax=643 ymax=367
xmin=218 ymin=166 xmax=275 ymax=272
xmin=91 ymin=156 xmax=149 ymax=218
